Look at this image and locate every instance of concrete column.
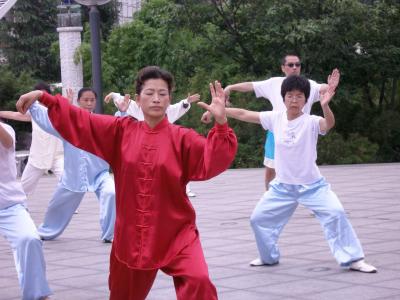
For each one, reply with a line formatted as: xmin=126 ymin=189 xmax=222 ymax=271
xmin=57 ymin=4 xmax=83 ymax=104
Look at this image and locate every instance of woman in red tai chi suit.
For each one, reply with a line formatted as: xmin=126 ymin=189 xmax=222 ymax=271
xmin=17 ymin=66 xmax=238 ymax=300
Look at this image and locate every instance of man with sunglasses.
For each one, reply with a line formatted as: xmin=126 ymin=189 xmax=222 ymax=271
xmin=202 ymin=54 xmax=338 ymax=190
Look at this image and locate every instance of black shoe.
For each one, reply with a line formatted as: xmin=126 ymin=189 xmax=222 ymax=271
xmin=103 ymin=239 xmax=113 ymax=243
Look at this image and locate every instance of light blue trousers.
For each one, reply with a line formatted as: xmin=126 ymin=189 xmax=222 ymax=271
xmin=38 ymin=176 xmax=116 ymax=241
xmin=250 ymin=178 xmax=364 ymax=266
xmin=0 ymin=204 xmax=52 ymax=300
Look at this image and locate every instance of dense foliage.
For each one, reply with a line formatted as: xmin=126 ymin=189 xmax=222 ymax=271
xmin=0 ymin=0 xmax=59 ymax=81
xmin=0 ymin=66 xmax=35 ymax=147
xmin=100 ymin=0 xmax=400 ymax=167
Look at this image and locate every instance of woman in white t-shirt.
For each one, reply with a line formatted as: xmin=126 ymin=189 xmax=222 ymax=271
xmin=0 ymin=121 xmax=51 ymax=299
xmin=225 ymin=75 xmax=377 ymax=273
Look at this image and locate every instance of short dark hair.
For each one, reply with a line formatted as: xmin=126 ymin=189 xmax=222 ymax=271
xmin=281 ymin=53 xmax=301 ymax=66
xmin=77 ymin=87 xmax=97 ymax=100
xmin=34 ymin=82 xmax=51 ymax=94
xmin=281 ymin=75 xmax=310 ymax=101
xmin=135 ymin=66 xmax=174 ymax=95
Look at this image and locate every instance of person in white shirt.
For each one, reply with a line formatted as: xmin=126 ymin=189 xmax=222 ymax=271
xmin=0 ymin=82 xmax=64 ymax=196
xmin=0 ymin=121 xmax=52 ymax=299
xmin=225 ymin=74 xmax=377 ymax=273
xmin=105 ymin=92 xmax=199 ymax=124
xmin=202 ymin=54 xmax=338 ymax=190
xmin=105 ymin=91 xmax=201 ymax=197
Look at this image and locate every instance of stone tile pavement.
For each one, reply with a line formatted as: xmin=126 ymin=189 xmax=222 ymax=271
xmin=1 ymin=163 xmax=399 ymax=299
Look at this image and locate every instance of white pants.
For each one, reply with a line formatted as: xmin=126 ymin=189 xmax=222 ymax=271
xmin=21 ymin=157 xmax=64 ymax=196
xmin=38 ymin=176 xmax=116 ymax=241
xmin=250 ymin=178 xmax=365 ymax=266
xmin=0 ymin=204 xmax=52 ymax=300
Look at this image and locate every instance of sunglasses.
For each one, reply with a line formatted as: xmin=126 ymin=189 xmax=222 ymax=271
xmin=285 ymin=62 xmax=301 ymax=68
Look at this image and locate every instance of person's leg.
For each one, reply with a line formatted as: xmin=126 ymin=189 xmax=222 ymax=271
xmin=38 ymin=185 xmax=84 ymax=240
xmin=0 ymin=204 xmax=52 ymax=300
xmin=50 ymin=155 xmax=64 ymax=180
xmin=109 ymin=247 xmax=158 ymax=300
xmin=298 ymin=178 xmax=366 ymax=266
xmin=250 ymin=181 xmax=298 ymax=265
xmin=95 ymin=176 xmax=116 ymax=241
xmin=264 ymin=167 xmax=276 ymax=191
xmin=263 ymin=131 xmax=275 ymax=190
xmin=20 ymin=162 xmax=45 ymax=196
xmin=161 ymin=237 xmax=217 ymax=300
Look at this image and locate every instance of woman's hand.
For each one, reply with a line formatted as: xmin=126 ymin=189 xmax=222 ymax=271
xmin=16 ymin=90 xmax=43 ymax=114
xmin=197 ymin=81 xmax=227 ymax=125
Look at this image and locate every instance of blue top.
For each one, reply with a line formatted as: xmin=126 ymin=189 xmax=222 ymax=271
xmin=29 ymin=102 xmax=110 ymax=192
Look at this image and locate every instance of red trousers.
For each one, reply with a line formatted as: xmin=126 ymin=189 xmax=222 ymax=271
xmin=109 ymin=237 xmax=218 ymax=300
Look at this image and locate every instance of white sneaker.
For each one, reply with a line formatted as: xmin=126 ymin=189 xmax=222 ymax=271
xmin=249 ymin=258 xmax=279 ymax=267
xmin=250 ymin=258 xmax=265 ymax=266
xmin=349 ymin=259 xmax=377 ymax=273
xmin=187 ymin=191 xmax=196 ymax=197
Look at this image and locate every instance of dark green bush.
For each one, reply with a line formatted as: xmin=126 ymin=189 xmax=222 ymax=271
xmin=318 ymin=131 xmax=378 ymax=165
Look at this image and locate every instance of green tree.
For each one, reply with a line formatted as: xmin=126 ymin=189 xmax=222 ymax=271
xmin=0 ymin=66 xmax=35 ymax=138
xmin=0 ymin=0 xmax=59 ymax=81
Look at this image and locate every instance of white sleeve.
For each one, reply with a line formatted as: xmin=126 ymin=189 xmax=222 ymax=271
xmin=253 ymin=78 xmax=286 ymax=111
xmin=166 ymin=99 xmax=190 ymax=123
xmin=253 ymin=80 xmax=272 ymax=99
xmin=111 ymin=93 xmax=124 ymax=109
xmin=309 ymin=80 xmax=322 ymax=104
xmin=259 ymin=111 xmax=274 ymax=131
xmin=110 ymin=93 xmax=144 ymax=120
xmin=126 ymin=101 xmax=144 ymax=121
xmin=311 ymin=115 xmax=325 ymax=136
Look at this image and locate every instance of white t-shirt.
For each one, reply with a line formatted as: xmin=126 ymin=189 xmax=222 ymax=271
xmin=253 ymin=77 xmax=321 ymax=113
xmin=259 ymin=111 xmax=324 ymax=185
xmin=0 ymin=123 xmax=26 ymax=209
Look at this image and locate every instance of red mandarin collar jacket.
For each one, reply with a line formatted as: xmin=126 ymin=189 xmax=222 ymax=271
xmin=40 ymin=92 xmax=238 ymax=269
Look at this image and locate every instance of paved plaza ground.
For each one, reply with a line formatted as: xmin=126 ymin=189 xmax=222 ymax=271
xmin=1 ymin=163 xmax=399 ymax=300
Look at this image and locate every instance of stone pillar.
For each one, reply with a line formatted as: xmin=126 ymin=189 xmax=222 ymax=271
xmin=57 ymin=4 xmax=83 ymax=104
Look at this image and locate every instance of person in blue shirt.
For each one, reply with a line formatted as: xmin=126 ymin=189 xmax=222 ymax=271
xmin=28 ymin=87 xmax=115 ymax=243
